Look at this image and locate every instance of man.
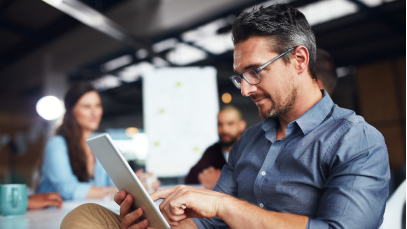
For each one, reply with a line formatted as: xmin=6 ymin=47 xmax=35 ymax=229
xmin=185 ymin=105 xmax=246 ymax=189
xmin=315 ymin=48 xmax=337 ymax=96
xmin=61 ymin=4 xmax=390 ymax=229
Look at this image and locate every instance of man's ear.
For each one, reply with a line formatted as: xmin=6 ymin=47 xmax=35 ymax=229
xmin=293 ymin=46 xmax=309 ymax=75
xmin=239 ymin=120 xmax=247 ymax=132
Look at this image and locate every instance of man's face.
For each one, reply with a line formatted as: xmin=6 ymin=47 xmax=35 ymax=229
xmin=217 ymin=110 xmax=243 ymax=147
xmin=233 ymin=37 xmax=299 ymax=119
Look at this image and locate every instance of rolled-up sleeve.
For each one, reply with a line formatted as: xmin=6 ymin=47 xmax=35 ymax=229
xmin=41 ymin=136 xmax=91 ymax=200
xmin=192 ymin=139 xmax=241 ymax=228
xmin=308 ymin=123 xmax=390 ymax=229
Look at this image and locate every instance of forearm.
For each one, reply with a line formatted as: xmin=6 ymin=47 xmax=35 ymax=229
xmin=87 ymin=186 xmax=118 ymax=199
xmin=86 ymin=187 xmax=105 ymax=199
xmin=218 ymin=195 xmax=308 ymax=229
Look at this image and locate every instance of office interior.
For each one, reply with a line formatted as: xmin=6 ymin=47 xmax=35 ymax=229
xmin=0 ymin=0 xmax=405 ymax=197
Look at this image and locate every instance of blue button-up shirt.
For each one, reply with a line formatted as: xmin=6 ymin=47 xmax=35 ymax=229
xmin=193 ymin=90 xmax=390 ymax=229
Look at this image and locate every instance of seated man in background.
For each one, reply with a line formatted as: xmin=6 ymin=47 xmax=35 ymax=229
xmin=185 ymin=105 xmax=246 ymax=189
xmin=315 ymin=48 xmax=338 ymax=96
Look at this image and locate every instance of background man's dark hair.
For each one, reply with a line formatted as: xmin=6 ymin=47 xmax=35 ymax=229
xmin=316 ymin=49 xmax=337 ymax=95
xmin=232 ymin=4 xmax=317 ymax=80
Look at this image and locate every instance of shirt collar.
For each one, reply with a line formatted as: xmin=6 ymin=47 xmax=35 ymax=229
xmin=262 ymin=116 xmax=278 ymax=143
xmin=262 ymin=89 xmax=334 ymax=137
xmin=295 ymin=89 xmax=334 ymax=135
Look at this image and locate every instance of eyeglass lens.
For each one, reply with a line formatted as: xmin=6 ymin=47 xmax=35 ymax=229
xmin=231 ymin=70 xmax=260 ymax=89
xmin=231 ymin=75 xmax=242 ymax=89
xmin=243 ymin=70 xmax=260 ymax=84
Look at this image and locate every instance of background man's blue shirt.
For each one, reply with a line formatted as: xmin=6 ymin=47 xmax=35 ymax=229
xmin=193 ymin=90 xmax=390 ymax=229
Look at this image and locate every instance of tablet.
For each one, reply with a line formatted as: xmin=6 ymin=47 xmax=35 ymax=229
xmin=87 ymin=133 xmax=170 ymax=229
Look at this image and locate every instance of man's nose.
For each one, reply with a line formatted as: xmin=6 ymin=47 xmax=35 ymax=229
xmin=241 ymin=78 xmax=256 ymax=97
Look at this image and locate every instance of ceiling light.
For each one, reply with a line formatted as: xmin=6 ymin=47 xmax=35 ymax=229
xmin=152 ymin=38 xmax=178 ymax=53
xmin=299 ymin=0 xmax=357 ymax=26
xmin=119 ymin=62 xmax=155 ymax=82
xmin=166 ymin=43 xmax=207 ymax=66
xmin=194 ymin=31 xmax=234 ymax=55
xmin=101 ymin=54 xmax=133 ymax=72
xmin=42 ymin=0 xmax=136 ymax=47
xmin=181 ymin=17 xmax=232 ymax=42
xmin=152 ymin=57 xmax=170 ymax=67
xmin=92 ymin=74 xmax=121 ymax=90
xmin=36 ymin=96 xmax=64 ymax=120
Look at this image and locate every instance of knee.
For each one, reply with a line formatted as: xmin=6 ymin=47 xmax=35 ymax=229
xmin=61 ymin=203 xmax=120 ymax=229
xmin=60 ymin=203 xmax=103 ymax=229
xmin=77 ymin=203 xmax=104 ymax=212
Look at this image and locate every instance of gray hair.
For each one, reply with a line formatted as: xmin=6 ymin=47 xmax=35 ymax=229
xmin=232 ymin=4 xmax=317 ymax=80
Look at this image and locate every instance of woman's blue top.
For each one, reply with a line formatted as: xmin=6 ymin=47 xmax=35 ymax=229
xmin=37 ymin=135 xmax=114 ymax=200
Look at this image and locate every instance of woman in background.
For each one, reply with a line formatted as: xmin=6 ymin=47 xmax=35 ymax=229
xmin=38 ymin=82 xmax=117 ymax=200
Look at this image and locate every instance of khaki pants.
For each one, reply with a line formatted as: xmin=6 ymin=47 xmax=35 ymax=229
xmin=61 ymin=203 xmax=121 ymax=229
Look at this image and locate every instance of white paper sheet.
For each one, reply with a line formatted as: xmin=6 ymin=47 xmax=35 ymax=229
xmin=143 ymin=67 xmax=219 ymax=177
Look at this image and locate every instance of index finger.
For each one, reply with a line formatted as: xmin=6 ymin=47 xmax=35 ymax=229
xmin=150 ymin=186 xmax=178 ymax=202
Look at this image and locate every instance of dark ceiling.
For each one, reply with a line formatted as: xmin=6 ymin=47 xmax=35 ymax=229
xmin=0 ymin=0 xmax=127 ymax=70
xmin=0 ymin=0 xmax=404 ymax=124
xmin=70 ymin=0 xmax=406 ymax=119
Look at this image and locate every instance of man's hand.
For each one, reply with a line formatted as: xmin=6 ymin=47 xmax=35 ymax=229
xmin=27 ymin=192 xmax=63 ymax=210
xmin=114 ymin=190 xmax=150 ymax=229
xmin=150 ymin=185 xmax=228 ymax=227
xmin=198 ymin=166 xmax=221 ymax=189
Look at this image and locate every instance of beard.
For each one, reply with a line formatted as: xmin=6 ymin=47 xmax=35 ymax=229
xmin=219 ymin=133 xmax=239 ymax=147
xmin=251 ymin=85 xmax=298 ymax=119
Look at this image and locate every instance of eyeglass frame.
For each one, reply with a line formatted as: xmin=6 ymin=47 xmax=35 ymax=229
xmin=229 ymin=46 xmax=297 ymax=89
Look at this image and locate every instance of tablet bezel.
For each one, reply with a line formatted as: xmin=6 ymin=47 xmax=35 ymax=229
xmin=87 ymin=133 xmax=170 ymax=229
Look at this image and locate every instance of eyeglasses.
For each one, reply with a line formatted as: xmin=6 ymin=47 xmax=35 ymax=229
xmin=229 ymin=47 xmax=297 ymax=89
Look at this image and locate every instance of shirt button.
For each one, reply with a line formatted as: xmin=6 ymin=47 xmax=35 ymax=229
xmin=259 ymin=203 xmax=264 ymax=208
xmin=261 ymin=171 xmax=266 ymax=176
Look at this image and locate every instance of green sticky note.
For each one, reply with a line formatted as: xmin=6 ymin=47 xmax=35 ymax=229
xmin=176 ymin=81 xmax=182 ymax=87
xmin=153 ymin=142 xmax=160 ymax=147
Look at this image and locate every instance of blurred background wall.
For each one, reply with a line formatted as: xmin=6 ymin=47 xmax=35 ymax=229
xmin=0 ymin=0 xmax=404 ymax=186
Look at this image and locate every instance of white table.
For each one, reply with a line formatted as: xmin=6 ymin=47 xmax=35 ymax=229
xmin=0 ymin=185 xmax=200 ymax=229
xmin=0 ymin=199 xmax=124 ymax=229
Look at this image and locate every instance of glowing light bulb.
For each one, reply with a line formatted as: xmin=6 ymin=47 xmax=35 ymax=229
xmin=222 ymin=93 xmax=232 ymax=104
xmin=36 ymin=96 xmax=64 ymax=120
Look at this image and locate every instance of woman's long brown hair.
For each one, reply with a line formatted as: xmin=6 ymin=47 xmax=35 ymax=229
xmin=57 ymin=82 xmax=98 ymax=182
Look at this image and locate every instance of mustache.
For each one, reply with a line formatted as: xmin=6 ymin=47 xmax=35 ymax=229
xmin=219 ymin=133 xmax=232 ymax=138
xmin=250 ymin=92 xmax=271 ymax=101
